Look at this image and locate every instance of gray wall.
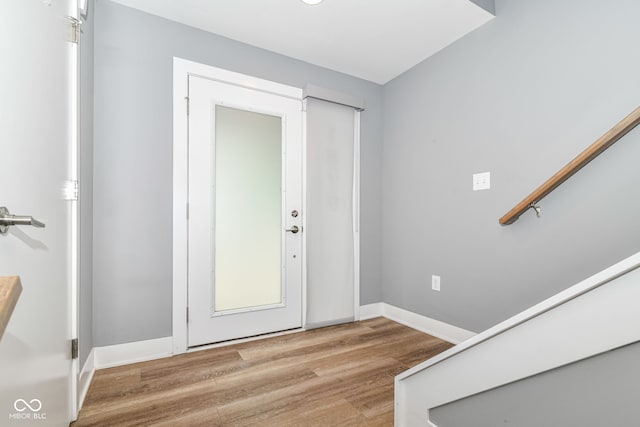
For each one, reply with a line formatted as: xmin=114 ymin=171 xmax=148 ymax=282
xmin=382 ymin=0 xmax=640 ymax=332
xmin=431 ymin=341 xmax=640 ymax=426
xmin=93 ymin=0 xmax=383 ymax=346
xmin=79 ymin=0 xmax=94 ymax=366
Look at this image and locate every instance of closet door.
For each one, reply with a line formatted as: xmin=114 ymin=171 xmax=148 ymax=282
xmin=305 ymin=97 xmax=359 ymax=328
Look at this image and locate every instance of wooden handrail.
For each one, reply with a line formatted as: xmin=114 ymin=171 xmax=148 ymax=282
xmin=500 ymin=106 xmax=640 ymax=225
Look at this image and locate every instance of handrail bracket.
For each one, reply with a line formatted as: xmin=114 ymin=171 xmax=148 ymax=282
xmin=529 ymin=203 xmax=541 ymax=218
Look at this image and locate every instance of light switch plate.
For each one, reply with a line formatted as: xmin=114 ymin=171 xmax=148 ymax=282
xmin=432 ymin=275 xmax=441 ymax=291
xmin=473 ymin=172 xmax=491 ymax=191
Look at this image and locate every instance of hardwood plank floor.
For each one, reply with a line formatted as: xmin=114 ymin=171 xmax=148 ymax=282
xmin=73 ymin=318 xmax=452 ymax=426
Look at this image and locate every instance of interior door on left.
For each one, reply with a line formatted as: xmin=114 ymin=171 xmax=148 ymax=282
xmin=0 ymin=0 xmax=75 ymax=425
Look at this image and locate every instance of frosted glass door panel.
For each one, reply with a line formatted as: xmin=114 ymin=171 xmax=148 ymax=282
xmin=214 ymin=106 xmax=282 ymax=312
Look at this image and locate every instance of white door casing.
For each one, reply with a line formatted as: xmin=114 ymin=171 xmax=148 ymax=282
xmin=173 ymin=59 xmax=303 ymax=350
xmin=0 ymin=0 xmax=78 ymax=424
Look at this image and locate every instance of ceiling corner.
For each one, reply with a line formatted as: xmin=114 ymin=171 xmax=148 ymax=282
xmin=469 ymin=0 xmax=495 ymax=15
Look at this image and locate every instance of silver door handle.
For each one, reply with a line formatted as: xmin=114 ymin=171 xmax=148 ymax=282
xmin=0 ymin=207 xmax=45 ymax=235
xmin=285 ymin=225 xmax=300 ymax=234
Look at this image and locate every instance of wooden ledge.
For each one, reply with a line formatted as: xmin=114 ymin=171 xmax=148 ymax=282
xmin=0 ymin=276 xmax=22 ymax=340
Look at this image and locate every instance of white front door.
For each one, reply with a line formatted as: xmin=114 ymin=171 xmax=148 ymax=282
xmin=0 ymin=0 xmax=76 ymax=425
xmin=187 ymin=75 xmax=303 ymax=346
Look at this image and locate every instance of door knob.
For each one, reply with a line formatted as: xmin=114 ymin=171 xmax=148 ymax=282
xmin=285 ymin=225 xmax=300 ymax=234
xmin=0 ymin=206 xmax=45 ymax=235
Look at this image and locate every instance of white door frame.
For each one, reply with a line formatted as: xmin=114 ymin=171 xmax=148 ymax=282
xmin=172 ymin=58 xmax=304 ymax=354
xmin=70 ymin=1 xmax=80 ymax=418
xmin=353 ymin=111 xmax=361 ymax=321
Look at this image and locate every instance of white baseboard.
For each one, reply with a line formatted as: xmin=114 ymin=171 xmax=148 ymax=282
xmin=94 ymin=336 xmax=173 ymax=369
xmin=359 ymin=303 xmax=384 ymax=320
xmin=78 ymin=348 xmax=95 ymax=412
xmin=360 ymin=303 xmax=475 ymax=345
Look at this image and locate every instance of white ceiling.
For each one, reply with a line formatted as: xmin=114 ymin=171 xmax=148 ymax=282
xmin=109 ymin=0 xmax=494 ymax=84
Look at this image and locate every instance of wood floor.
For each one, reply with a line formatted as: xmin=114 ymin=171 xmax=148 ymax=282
xmin=73 ymin=317 xmax=452 ymax=426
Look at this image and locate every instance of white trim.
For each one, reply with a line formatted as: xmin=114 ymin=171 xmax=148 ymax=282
xmin=77 ymin=349 xmax=95 ymax=413
xmin=172 ymin=57 xmax=189 ymax=355
xmin=382 ymin=304 xmax=476 ymax=345
xmin=358 ymin=303 xmax=476 ymax=344
xmin=301 ymin=99 xmax=308 ymax=329
xmin=176 ymin=58 xmax=301 ymax=100
xmin=94 ymin=337 xmax=173 ymax=369
xmin=395 ymin=252 xmax=640 ymax=426
xmin=78 ymin=0 xmax=88 ymax=16
xmin=69 ymin=2 xmax=80 ymax=419
xmin=359 ymin=303 xmax=383 ymax=320
xmin=353 ymin=110 xmax=361 ymax=321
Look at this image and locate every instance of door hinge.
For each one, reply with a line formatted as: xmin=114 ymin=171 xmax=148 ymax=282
xmin=186 ymin=202 xmax=189 ymax=219
xmin=67 ymin=16 xmax=81 ymax=44
xmin=63 ymin=180 xmax=79 ymax=201
xmin=71 ymin=338 xmax=78 ymax=359
xmin=185 ymin=96 xmax=190 ymax=116
xmin=186 ymin=307 xmax=189 ymax=323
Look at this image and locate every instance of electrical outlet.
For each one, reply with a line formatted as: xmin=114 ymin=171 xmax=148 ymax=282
xmin=431 ymin=275 xmax=441 ymax=292
xmin=473 ymin=172 xmax=491 ymax=191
